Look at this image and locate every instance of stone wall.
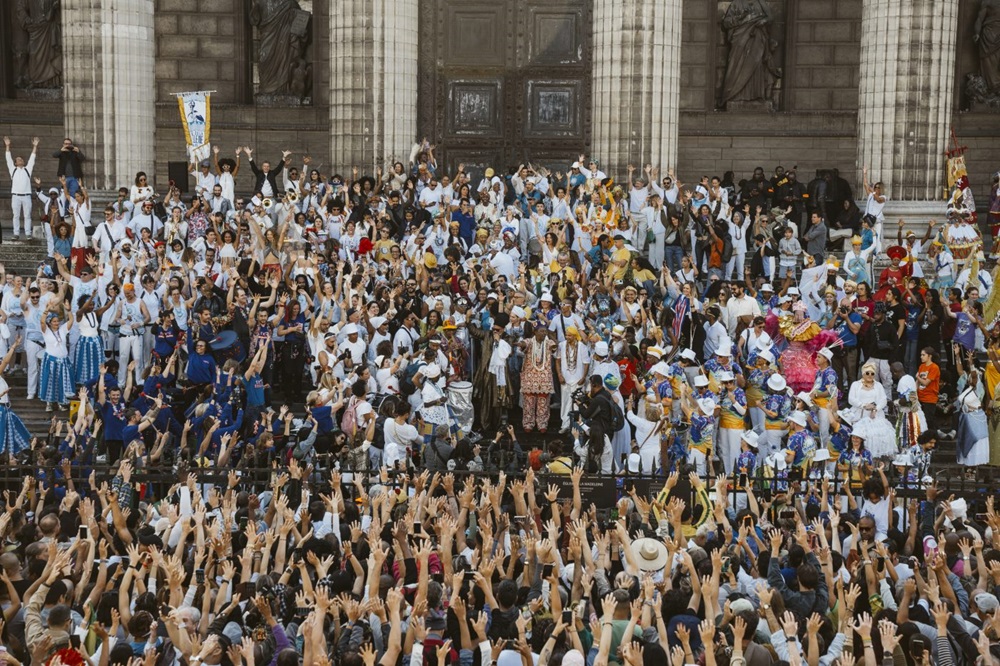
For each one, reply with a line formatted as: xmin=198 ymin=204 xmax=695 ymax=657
xmin=0 ymin=100 xmax=65 ymax=187
xmin=785 ymin=0 xmax=862 ymax=112
xmin=154 ymin=0 xmax=246 ymax=104
xmin=676 ymin=111 xmax=858 ymax=186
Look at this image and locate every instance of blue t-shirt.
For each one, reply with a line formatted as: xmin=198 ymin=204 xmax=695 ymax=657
xmin=187 ymin=352 xmax=217 ymax=384
xmin=100 ymin=400 xmax=126 ymax=440
xmin=311 ymin=405 xmax=335 ymax=435
xmin=122 ymin=423 xmax=140 ymax=445
xmin=833 ymin=312 xmax=862 ymax=348
xmin=244 ymin=373 xmax=266 ymax=407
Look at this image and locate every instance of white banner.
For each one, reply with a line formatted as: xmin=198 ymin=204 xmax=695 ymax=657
xmin=176 ymin=91 xmax=211 ymax=165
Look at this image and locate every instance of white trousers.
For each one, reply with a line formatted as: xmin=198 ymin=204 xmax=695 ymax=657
xmin=11 ymin=195 xmax=32 ymax=236
xmin=25 ymin=339 xmax=44 ymax=399
xmin=688 ymin=448 xmax=708 ymax=477
xmin=717 ymin=427 xmax=743 ymax=475
xmin=725 ymin=252 xmax=746 ymax=281
xmin=648 ymin=235 xmax=665 ymax=268
xmin=560 ymin=380 xmax=581 ymax=431
xmin=118 ymin=334 xmax=143 ymax=387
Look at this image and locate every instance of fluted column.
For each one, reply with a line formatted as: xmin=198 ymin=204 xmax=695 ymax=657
xmin=330 ymin=0 xmax=418 ymax=175
xmin=62 ymin=0 xmax=155 ymax=190
xmin=857 ymin=0 xmax=959 ymax=201
xmin=592 ymin=0 xmax=682 ymax=177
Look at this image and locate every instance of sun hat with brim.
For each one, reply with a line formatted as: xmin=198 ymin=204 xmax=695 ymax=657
xmin=741 ymin=431 xmax=760 ymax=448
xmin=812 ymin=448 xmax=831 ymax=462
xmin=818 ymin=347 xmax=834 ymax=362
xmin=693 ymin=375 xmax=709 ymax=387
xmin=759 ymin=350 xmax=775 ymax=364
xmin=697 ymin=397 xmax=717 ymax=414
xmin=787 ymin=410 xmax=807 ymax=427
xmin=646 ymin=346 xmax=664 ymax=359
xmin=631 ymin=538 xmax=669 ymax=571
xmin=767 ymin=374 xmax=787 ymax=392
xmin=717 ymin=370 xmax=735 ymax=382
xmin=892 ymin=453 xmax=912 ymax=467
xmin=796 ymin=392 xmax=813 ymax=407
xmin=680 ymin=349 xmax=698 ymax=362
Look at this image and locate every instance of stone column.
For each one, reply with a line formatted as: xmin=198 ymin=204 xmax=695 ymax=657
xmin=62 ymin=0 xmax=156 ymax=191
xmin=857 ymin=0 xmax=959 ymax=202
xmin=591 ymin=0 xmax=683 ymax=176
xmin=329 ymin=0 xmax=418 ymax=175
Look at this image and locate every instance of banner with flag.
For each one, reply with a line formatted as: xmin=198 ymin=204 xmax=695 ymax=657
xmin=175 ymin=91 xmax=212 ymax=165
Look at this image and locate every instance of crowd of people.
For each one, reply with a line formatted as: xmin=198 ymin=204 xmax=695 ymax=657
xmin=0 ymin=133 xmax=999 ymax=666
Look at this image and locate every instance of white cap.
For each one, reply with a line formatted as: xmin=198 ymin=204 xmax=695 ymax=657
xmin=767 ymin=374 xmax=787 ymax=392
xmin=787 ymin=287 xmax=800 ymax=296
xmin=510 ymin=306 xmax=526 ymax=319
xmin=650 ymin=361 xmax=671 ymax=376
xmin=370 ymin=316 xmax=388 ymax=329
xmin=741 ymin=431 xmax=760 ymax=448
xmin=817 ymin=347 xmax=834 ymax=362
xmin=761 ymin=283 xmax=774 ymax=292
xmin=571 ymin=161 xmax=582 ymax=169
xmin=693 ymin=375 xmax=709 ymax=387
xmin=594 ymin=341 xmax=609 ymax=356
xmin=540 ymin=292 xmax=553 ymax=303
xmin=646 ymin=346 xmax=664 ymax=359
xmin=788 ymin=410 xmax=807 ymax=427
xmin=487 ymin=292 xmax=499 ymax=300
xmin=680 ymin=348 xmax=698 ymax=362
xmin=343 ymin=323 xmax=359 ymax=335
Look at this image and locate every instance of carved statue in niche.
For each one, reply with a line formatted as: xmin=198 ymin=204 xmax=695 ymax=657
xmin=719 ymin=0 xmax=782 ymax=109
xmin=966 ymin=0 xmax=1000 ymax=108
xmin=250 ymin=0 xmax=312 ymax=102
xmin=14 ymin=0 xmax=62 ymax=90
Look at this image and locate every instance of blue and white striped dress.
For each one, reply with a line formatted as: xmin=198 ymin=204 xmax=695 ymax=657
xmin=39 ymin=322 xmax=74 ymax=404
xmin=0 ymin=378 xmax=30 ymax=454
xmin=73 ymin=311 xmax=104 ymax=386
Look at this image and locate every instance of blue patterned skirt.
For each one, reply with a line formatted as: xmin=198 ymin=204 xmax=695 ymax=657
xmin=0 ymin=404 xmax=31 ymax=455
xmin=39 ymin=354 xmax=74 ymax=404
xmin=74 ymin=335 xmax=104 ymax=386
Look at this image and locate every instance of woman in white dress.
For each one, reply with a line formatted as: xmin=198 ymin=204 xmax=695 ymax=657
xmin=845 ymin=361 xmax=898 ymax=459
xmin=213 ymin=146 xmax=241 ymax=208
xmin=130 ymin=172 xmax=155 ymax=205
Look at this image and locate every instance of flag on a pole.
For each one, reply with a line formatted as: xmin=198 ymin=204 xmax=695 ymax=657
xmin=176 ymin=91 xmax=211 ymax=165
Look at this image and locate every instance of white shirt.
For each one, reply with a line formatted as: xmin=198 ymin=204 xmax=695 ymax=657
xmin=724 ymin=296 xmax=762 ymax=335
xmin=704 ymin=320 xmax=728 ymax=357
xmin=195 ymin=170 xmax=217 ymax=196
xmin=6 ymin=151 xmax=35 ymax=194
xmin=558 ymin=340 xmax=591 ymax=385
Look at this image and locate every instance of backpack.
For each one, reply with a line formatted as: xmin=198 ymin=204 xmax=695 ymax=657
xmin=341 ymin=396 xmax=360 ymax=438
xmin=610 ymin=398 xmax=625 ymax=432
xmin=721 ymin=234 xmax=734 ymax=263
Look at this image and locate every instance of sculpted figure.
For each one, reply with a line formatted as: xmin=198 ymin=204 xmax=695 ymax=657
xmin=250 ymin=0 xmax=312 ymax=97
xmin=15 ymin=0 xmax=62 ymax=89
xmin=719 ymin=0 xmax=781 ymax=108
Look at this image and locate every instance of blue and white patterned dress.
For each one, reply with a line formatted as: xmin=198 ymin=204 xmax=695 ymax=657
xmin=0 ymin=378 xmax=30 ymax=455
xmin=73 ymin=311 xmax=104 ymax=387
xmin=39 ymin=321 xmax=74 ymax=404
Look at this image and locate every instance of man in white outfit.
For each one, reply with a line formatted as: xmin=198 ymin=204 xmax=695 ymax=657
xmin=555 ymin=327 xmax=591 ymax=433
xmin=4 ymin=135 xmax=39 ymax=241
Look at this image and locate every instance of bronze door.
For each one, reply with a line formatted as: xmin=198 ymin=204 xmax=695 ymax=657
xmin=417 ymin=0 xmax=593 ymax=181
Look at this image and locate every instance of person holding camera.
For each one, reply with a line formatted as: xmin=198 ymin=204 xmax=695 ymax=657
xmin=828 ymin=296 xmax=862 ymax=390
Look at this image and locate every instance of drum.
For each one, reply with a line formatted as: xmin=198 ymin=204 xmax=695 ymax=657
xmin=210 ymin=330 xmax=246 ymax=364
xmin=447 ymin=380 xmax=473 ymax=435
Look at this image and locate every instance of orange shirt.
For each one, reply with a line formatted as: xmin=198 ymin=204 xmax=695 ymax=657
xmin=917 ymin=361 xmax=940 ymax=404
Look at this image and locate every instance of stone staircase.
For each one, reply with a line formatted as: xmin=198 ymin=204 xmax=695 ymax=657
xmin=0 ymin=235 xmax=49 ymax=279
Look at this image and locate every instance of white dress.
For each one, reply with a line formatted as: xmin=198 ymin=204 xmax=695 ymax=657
xmin=219 ymin=171 xmax=235 ymax=207
xmin=845 ymin=380 xmax=898 ymax=458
